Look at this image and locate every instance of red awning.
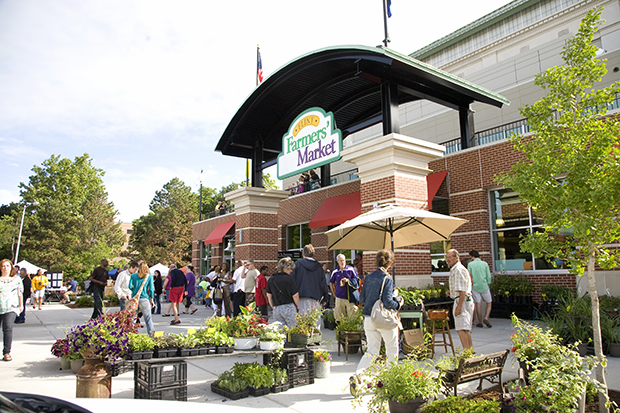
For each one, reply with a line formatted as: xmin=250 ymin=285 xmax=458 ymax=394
xmin=426 ymin=171 xmax=448 ymax=210
xmin=309 ymin=192 xmax=361 ymax=229
xmin=203 ymin=221 xmax=235 ymax=245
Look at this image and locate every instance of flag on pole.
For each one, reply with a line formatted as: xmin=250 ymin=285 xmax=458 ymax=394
xmin=257 ymin=46 xmax=264 ymax=85
xmin=387 ymin=0 xmax=392 ymax=18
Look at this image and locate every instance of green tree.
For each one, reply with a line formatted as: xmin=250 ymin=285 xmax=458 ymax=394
xmin=0 ymin=203 xmax=20 ymax=261
xmin=131 ymin=178 xmax=198 ymax=265
xmin=19 ymin=154 xmax=125 ymax=282
xmin=497 ymin=8 xmax=619 ymax=411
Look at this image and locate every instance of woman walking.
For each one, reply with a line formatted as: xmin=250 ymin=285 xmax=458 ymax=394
xmin=349 ymin=249 xmax=403 ymax=397
xmin=0 ymin=259 xmax=24 ymax=361
xmin=182 ymin=265 xmax=198 ymax=315
xmin=152 ymin=270 xmax=163 ymax=315
xmin=128 ymin=262 xmax=155 ymax=334
xmin=219 ymin=262 xmax=233 ymax=317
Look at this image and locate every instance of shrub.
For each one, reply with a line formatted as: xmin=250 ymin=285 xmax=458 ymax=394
xmin=422 ymin=396 xmax=499 ymax=412
xmin=74 ymin=295 xmax=94 ymax=307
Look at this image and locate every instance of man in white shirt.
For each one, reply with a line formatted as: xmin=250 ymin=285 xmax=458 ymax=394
xmin=114 ymin=263 xmax=138 ymax=311
xmin=231 ymin=260 xmax=246 ymax=317
xmin=446 ymin=249 xmax=474 ymax=350
xmin=243 ymin=261 xmax=258 ymax=306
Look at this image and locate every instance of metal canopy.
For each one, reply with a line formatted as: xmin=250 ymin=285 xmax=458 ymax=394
xmin=216 ymin=45 xmax=509 ymax=168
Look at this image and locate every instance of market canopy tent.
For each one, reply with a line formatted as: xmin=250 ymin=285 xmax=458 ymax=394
xmin=15 ymin=260 xmax=46 ymax=274
xmin=149 ymin=263 xmax=169 ymax=276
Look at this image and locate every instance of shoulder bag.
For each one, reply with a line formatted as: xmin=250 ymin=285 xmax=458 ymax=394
xmin=126 ymin=276 xmax=149 ymax=313
xmin=346 ymin=276 xmax=360 ymax=305
xmin=370 ymin=271 xmax=401 ymax=329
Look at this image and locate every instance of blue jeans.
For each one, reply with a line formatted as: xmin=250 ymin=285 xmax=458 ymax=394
xmin=119 ymin=297 xmax=126 ymax=311
xmin=152 ymin=295 xmax=161 ymax=314
xmin=91 ymin=288 xmax=104 ymax=319
xmin=15 ymin=295 xmax=28 ymax=322
xmin=138 ymin=299 xmax=155 ymax=334
xmin=0 ymin=312 xmax=16 ymax=355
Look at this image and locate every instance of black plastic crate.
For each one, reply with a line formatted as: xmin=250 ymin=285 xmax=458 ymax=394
xmin=135 ymin=361 xmax=187 ymax=390
xmin=263 ymin=349 xmax=314 ymax=372
xmin=109 ymin=360 xmax=134 ymax=377
xmin=134 ymin=382 xmax=187 ymax=401
xmin=289 ymin=368 xmax=314 ymax=388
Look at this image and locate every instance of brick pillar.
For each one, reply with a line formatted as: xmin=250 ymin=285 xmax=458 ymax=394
xmin=225 ymin=187 xmax=289 ymax=271
xmin=341 ymin=133 xmax=445 ymax=287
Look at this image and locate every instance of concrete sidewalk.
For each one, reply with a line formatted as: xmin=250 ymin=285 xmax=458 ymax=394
xmin=0 ymin=303 xmax=618 ymax=412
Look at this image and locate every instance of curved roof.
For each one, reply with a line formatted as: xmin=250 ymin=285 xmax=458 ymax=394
xmin=216 ymin=45 xmax=508 ymax=163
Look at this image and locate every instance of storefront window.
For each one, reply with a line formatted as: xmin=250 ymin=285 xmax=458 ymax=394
xmin=490 ymin=188 xmax=567 ymax=271
xmin=431 ymin=240 xmax=451 ymax=272
xmin=287 ymin=223 xmax=311 ymax=250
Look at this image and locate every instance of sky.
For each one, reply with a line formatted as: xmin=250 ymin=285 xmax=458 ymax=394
xmin=0 ymin=0 xmax=513 ymax=222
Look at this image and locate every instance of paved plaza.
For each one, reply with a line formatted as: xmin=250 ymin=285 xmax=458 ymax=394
xmin=1 ymin=303 xmax=618 ymax=412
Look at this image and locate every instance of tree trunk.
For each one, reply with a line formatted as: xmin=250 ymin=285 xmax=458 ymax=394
xmin=586 ymin=242 xmax=609 ymax=413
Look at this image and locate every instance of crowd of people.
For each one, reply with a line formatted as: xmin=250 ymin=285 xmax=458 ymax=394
xmin=287 ymin=169 xmax=321 ymax=194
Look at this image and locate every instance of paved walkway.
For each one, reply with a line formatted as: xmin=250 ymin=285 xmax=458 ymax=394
xmin=1 ymin=303 xmax=618 ymax=412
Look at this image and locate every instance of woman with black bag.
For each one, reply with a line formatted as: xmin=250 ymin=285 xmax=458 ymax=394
xmin=349 ymin=249 xmax=403 ymax=397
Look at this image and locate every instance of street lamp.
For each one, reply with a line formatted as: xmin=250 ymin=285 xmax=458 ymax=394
xmin=14 ymin=201 xmax=38 ymax=264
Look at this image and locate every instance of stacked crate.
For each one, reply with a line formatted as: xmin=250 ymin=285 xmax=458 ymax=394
xmin=263 ymin=349 xmax=314 ymax=388
xmin=134 ymin=361 xmax=187 ymax=401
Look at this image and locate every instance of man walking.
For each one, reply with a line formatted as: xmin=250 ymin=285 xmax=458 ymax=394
xmin=231 ymin=260 xmax=246 ymax=317
xmin=446 ymin=249 xmax=474 ymax=350
xmin=330 ymin=254 xmax=359 ymax=322
xmin=468 ymin=250 xmax=493 ymax=328
xmin=114 ymin=263 xmax=136 ymax=311
xmin=15 ymin=268 xmax=31 ymax=323
xmin=88 ymin=259 xmax=109 ymax=319
xmin=292 ymin=245 xmax=329 ymax=327
xmin=243 ymin=261 xmax=258 ymax=306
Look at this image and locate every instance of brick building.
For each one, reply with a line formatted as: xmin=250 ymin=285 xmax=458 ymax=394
xmin=193 ymin=0 xmax=620 ymax=297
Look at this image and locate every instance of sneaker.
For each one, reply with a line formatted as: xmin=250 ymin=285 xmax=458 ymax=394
xmin=349 ymin=375 xmax=360 ymax=398
xmin=476 ymin=323 xmax=484 ymax=328
xmin=484 ymin=319 xmax=492 ymax=328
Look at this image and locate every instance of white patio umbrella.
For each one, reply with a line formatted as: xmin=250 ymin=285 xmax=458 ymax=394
xmin=326 ymin=204 xmax=468 ymax=252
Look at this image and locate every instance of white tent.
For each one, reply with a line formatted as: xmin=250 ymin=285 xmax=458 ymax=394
xmin=16 ymin=260 xmax=47 ymax=274
xmin=149 ymin=263 xmax=169 ymax=276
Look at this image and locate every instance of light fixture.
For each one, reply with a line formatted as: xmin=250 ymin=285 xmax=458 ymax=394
xmin=495 ymin=218 xmax=505 ymax=228
xmin=224 ymin=240 xmax=235 ymax=252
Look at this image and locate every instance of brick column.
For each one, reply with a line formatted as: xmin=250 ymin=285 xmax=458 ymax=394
xmin=341 ymin=133 xmax=445 ymax=287
xmin=225 ymin=187 xmax=289 ymax=271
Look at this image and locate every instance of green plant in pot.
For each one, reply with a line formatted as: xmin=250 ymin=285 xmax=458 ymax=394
xmin=422 ymin=396 xmax=499 ymax=412
xmin=259 ymin=324 xmax=285 ymax=350
xmin=323 ymin=310 xmax=336 ymax=329
xmin=353 ymin=358 xmax=442 ymax=413
xmin=127 ymin=333 xmax=155 ymax=352
xmin=286 ymin=306 xmax=323 ymax=345
xmin=335 ymin=307 xmax=364 ymax=354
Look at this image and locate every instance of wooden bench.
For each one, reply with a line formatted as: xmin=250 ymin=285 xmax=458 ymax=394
xmin=438 ymin=349 xmax=510 ymax=396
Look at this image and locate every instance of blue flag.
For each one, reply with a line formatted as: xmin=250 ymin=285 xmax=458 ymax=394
xmin=387 ymin=0 xmax=392 ymax=18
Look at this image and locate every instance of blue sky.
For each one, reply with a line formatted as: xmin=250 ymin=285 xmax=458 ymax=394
xmin=0 ymin=0 xmax=512 ymax=222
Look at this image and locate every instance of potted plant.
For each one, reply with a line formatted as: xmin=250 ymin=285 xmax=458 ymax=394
xmin=211 ymin=370 xmax=250 ymax=400
xmin=396 ymin=288 xmax=424 ymax=311
xmin=434 ymin=347 xmax=476 ymax=382
xmin=226 ymin=303 xmax=266 ymax=350
xmin=259 ymin=324 xmax=285 ymax=351
xmin=126 ymin=333 xmax=155 ymax=360
xmin=174 ymin=333 xmax=201 ymax=356
xmin=271 ymin=367 xmax=289 ymax=393
xmin=51 ymin=337 xmax=72 ymax=370
xmin=423 ymin=396 xmax=499 ymax=412
xmin=323 ymin=310 xmax=336 ymax=330
xmin=68 ymin=310 xmax=136 ymax=362
xmin=353 ymin=358 xmax=442 ymax=413
xmin=287 ymin=307 xmax=323 ymax=346
xmin=313 ymin=349 xmax=332 ymax=378
xmin=335 ymin=307 xmax=364 ymax=354
xmin=234 ymin=362 xmax=274 ymax=397
xmin=153 ymin=334 xmax=180 ymax=358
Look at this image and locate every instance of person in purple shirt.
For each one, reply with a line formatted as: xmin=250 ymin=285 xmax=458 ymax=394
xmin=330 ymin=254 xmax=360 ymax=322
xmin=182 ymin=265 xmax=198 ymax=315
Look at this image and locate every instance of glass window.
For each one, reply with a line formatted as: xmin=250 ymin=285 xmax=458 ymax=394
xmin=287 ymin=223 xmax=311 ymax=250
xmin=431 ymin=240 xmax=451 ymax=272
xmin=490 ymin=188 xmax=567 ymax=271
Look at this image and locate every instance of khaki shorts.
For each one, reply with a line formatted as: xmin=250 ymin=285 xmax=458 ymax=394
xmin=472 ymin=289 xmax=492 ymax=303
xmin=33 ymin=289 xmax=45 ymax=299
xmin=453 ymin=297 xmax=475 ymax=331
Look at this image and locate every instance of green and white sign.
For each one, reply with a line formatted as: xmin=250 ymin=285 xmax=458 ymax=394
xmin=277 ymin=107 xmax=343 ymax=180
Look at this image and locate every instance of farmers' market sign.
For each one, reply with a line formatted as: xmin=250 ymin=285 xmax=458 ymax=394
xmin=277 ymin=107 xmax=342 ymax=180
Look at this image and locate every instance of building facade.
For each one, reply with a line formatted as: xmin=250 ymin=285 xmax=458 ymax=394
xmin=193 ymin=0 xmax=620 ymax=296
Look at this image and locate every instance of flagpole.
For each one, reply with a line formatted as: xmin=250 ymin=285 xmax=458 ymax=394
xmin=382 ymin=0 xmax=390 ymax=47
xmin=199 ymin=169 xmax=203 ymax=221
